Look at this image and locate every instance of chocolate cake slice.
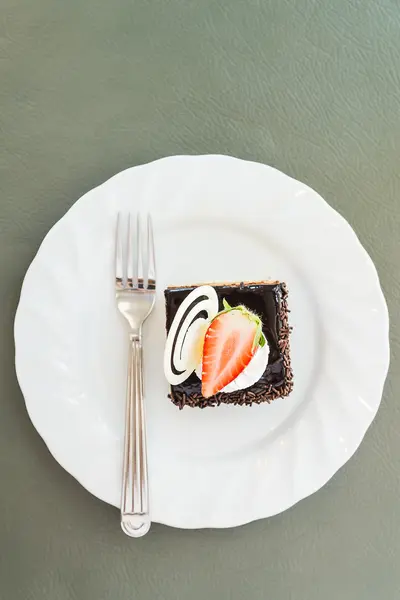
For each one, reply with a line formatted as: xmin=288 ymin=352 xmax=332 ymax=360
xmin=164 ymin=281 xmax=293 ymax=409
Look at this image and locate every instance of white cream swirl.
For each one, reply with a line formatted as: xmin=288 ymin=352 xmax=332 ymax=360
xmin=164 ymin=285 xmax=219 ymax=385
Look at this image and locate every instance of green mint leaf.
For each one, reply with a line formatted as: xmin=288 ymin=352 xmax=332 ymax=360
xmin=222 ymin=298 xmax=232 ymax=311
xmin=259 ymin=332 xmax=267 ymax=348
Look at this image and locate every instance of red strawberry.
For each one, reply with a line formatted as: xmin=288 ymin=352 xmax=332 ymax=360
xmin=201 ymin=301 xmax=264 ymax=398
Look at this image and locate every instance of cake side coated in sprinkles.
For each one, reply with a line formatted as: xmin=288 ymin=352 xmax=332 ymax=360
xmin=163 ymin=281 xmax=293 ymax=409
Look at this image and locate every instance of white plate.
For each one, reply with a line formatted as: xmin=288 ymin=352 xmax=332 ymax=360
xmin=14 ymin=155 xmax=390 ymax=528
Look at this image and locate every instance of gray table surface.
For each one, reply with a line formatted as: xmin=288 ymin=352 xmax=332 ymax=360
xmin=1 ymin=0 xmax=399 ymax=598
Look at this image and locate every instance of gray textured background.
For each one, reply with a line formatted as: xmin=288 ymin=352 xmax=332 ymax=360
xmin=1 ymin=0 xmax=399 ymax=598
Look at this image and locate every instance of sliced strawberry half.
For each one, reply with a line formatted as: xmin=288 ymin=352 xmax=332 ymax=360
xmin=201 ymin=302 xmax=264 ymax=398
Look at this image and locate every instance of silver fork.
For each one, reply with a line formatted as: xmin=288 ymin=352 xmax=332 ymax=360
xmin=115 ymin=213 xmax=156 ymax=538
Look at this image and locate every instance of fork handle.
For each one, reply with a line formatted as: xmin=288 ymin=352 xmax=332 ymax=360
xmin=121 ymin=333 xmax=151 ymax=537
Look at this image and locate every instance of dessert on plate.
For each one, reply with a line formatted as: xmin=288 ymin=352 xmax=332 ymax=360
xmin=164 ymin=281 xmax=293 ymax=408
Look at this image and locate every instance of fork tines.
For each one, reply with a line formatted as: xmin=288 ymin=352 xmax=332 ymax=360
xmin=115 ymin=214 xmax=156 ymax=291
